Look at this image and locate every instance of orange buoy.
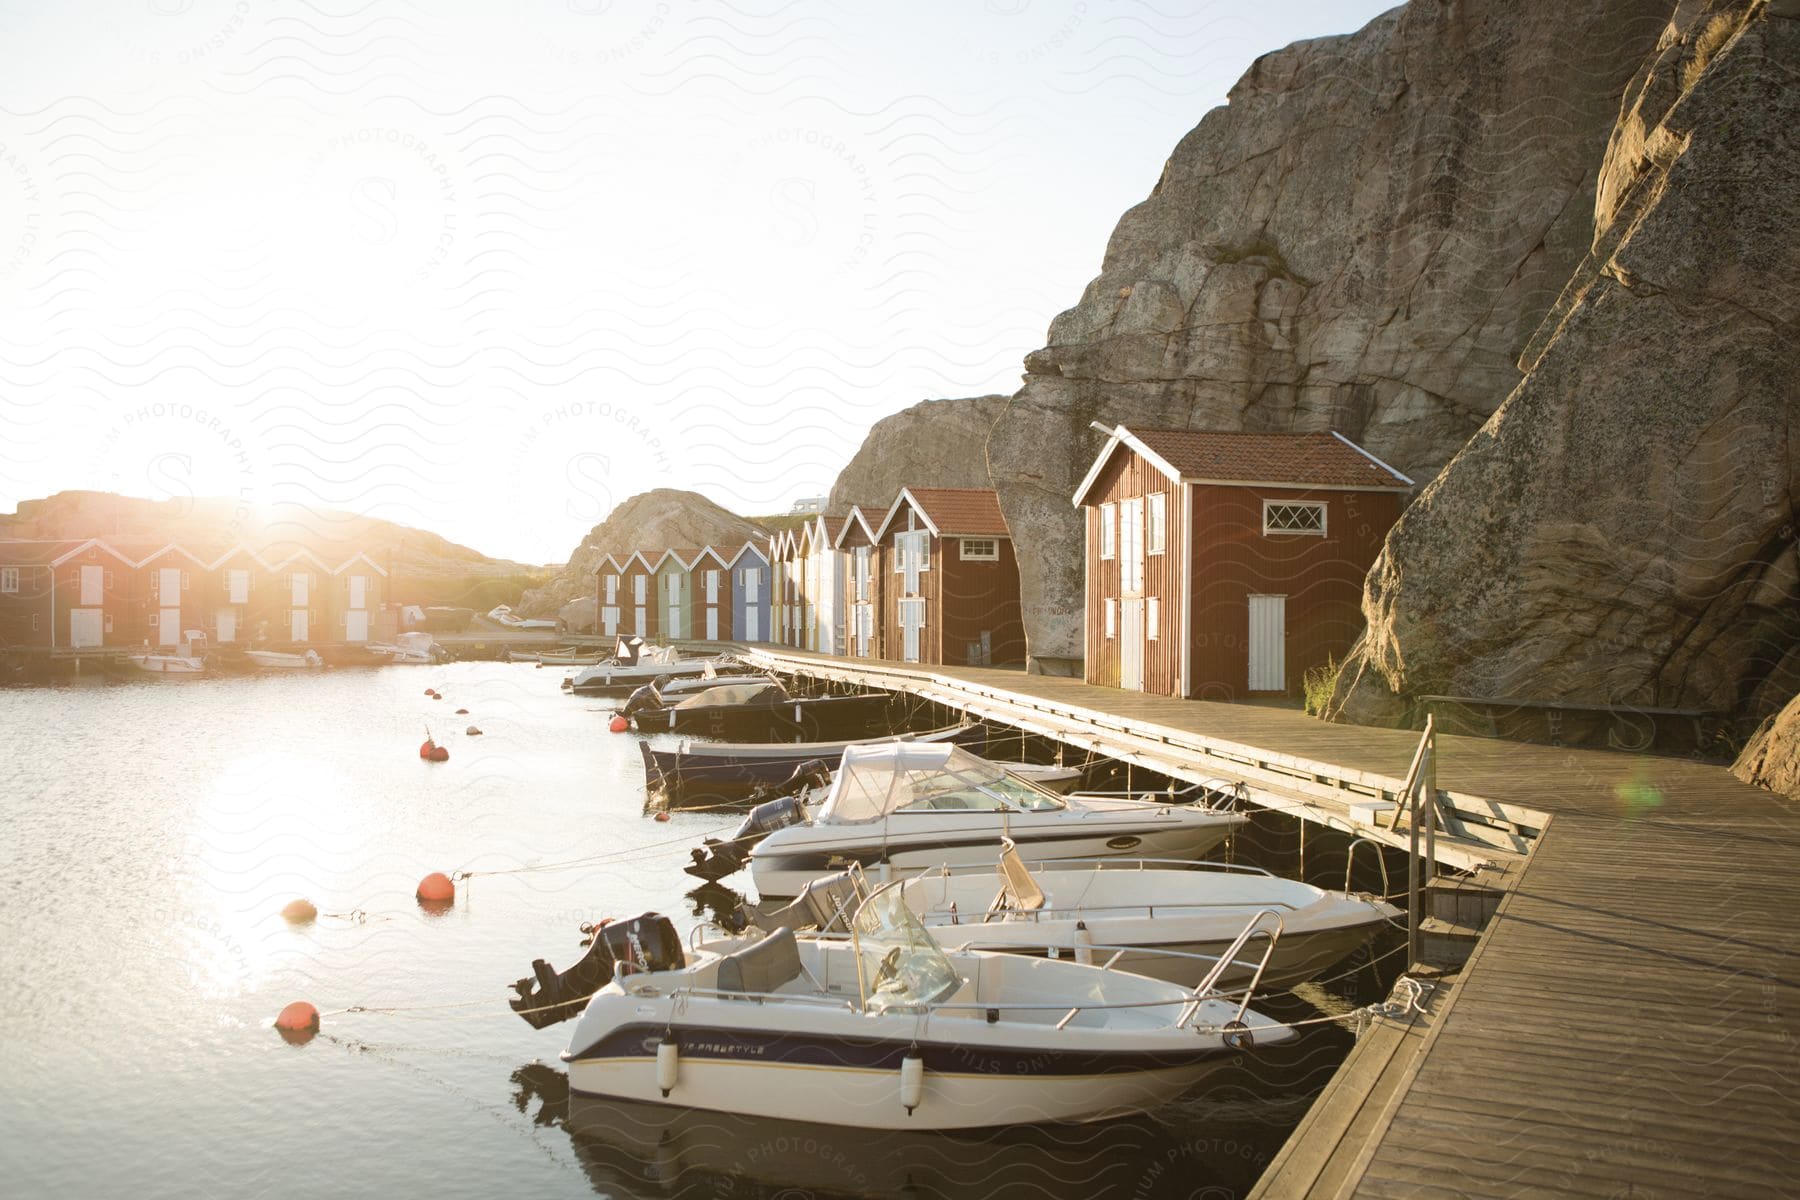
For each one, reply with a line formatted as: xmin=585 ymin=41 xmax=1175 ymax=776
xmin=275 ymin=1000 xmax=320 ymax=1034
xmin=609 ymin=715 xmax=629 ymax=733
xmin=280 ymin=897 xmax=318 ymax=924
xmin=423 ymin=688 xmax=434 ymax=696
xmin=419 ymin=738 xmax=435 ymax=759
xmin=416 ymin=872 xmax=455 ymax=904
xmin=429 ymin=745 xmax=450 ymax=762
xmin=653 ymin=811 xmax=671 ymax=823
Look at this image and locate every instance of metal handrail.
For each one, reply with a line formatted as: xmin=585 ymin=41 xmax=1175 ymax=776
xmin=1341 ymin=837 xmax=1393 ymax=900
xmin=1179 ymin=909 xmax=1284 ymax=1029
xmin=929 ymin=899 xmax=1303 ymax=924
xmin=922 ymin=856 xmax=1275 ymax=879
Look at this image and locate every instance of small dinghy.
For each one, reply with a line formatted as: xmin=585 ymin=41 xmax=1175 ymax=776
xmin=560 ymin=879 xmax=1293 ymax=1130
xmin=244 ymin=648 xmax=324 ymax=669
xmin=687 ymin=742 xmax=1247 ymax=899
xmin=748 ymin=842 xmax=1400 ymax=991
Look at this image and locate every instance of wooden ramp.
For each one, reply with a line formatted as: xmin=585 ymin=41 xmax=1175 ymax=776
xmin=747 ymin=648 xmax=1800 ymax=1198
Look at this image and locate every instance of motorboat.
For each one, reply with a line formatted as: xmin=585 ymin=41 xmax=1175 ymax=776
xmin=619 ymin=673 xmax=780 ymax=713
xmin=687 ymin=743 xmax=1247 ymax=899
xmin=372 ymin=631 xmax=447 ymax=664
xmin=555 ymin=881 xmax=1293 ymax=1130
xmin=751 ymin=842 xmax=1399 ymax=990
xmin=243 ymin=648 xmax=324 ymax=669
xmin=127 ymin=630 xmax=209 ymax=674
xmin=627 ymin=680 xmax=899 ymax=742
xmin=565 ymin=641 xmax=734 ymax=697
xmin=639 ymin=722 xmax=989 ymax=811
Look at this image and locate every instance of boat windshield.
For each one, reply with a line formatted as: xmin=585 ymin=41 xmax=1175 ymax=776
xmin=850 ymin=881 xmax=961 ymax=1014
xmin=818 ymin=744 xmax=1068 ymax=825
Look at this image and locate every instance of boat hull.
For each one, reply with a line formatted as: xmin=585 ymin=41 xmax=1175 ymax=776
xmin=750 ymin=815 xmax=1243 ymax=901
xmin=642 ymin=724 xmax=988 ymax=810
xmin=631 ymin=693 xmax=899 ymax=742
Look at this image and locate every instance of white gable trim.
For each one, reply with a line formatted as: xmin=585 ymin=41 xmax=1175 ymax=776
xmin=1330 ymin=430 xmax=1414 ymax=486
xmin=1071 ymin=426 xmax=1185 ymax=508
xmin=331 ymin=552 xmax=390 ymax=577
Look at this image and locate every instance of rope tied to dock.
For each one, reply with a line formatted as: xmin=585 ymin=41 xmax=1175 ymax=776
xmin=450 ymin=820 xmax=738 ymax=883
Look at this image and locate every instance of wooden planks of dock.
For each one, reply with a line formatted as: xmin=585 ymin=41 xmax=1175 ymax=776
xmin=746 ymin=647 xmax=1800 ymax=1198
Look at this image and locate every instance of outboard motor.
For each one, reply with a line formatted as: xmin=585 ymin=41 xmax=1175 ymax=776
xmin=684 ymin=792 xmax=809 ymax=882
xmin=620 ymin=682 xmax=663 ymax=718
xmin=509 ymin=912 xmax=683 ymax=1029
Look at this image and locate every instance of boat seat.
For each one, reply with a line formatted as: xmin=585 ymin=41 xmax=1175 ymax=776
xmin=716 ymin=927 xmax=805 ymax=998
xmin=791 ymin=869 xmax=865 ymax=933
xmin=987 ymin=842 xmax=1047 ymax=918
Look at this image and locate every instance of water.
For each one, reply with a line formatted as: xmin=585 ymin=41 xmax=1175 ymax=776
xmin=0 ymin=663 xmax=1374 ymax=1199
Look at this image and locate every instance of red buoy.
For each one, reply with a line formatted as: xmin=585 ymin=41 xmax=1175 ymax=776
xmin=419 ymin=738 xmax=435 ymax=759
xmin=280 ymin=898 xmax=318 ymax=924
xmin=609 ymin=715 xmax=629 ymax=733
xmin=416 ymin=872 xmax=455 ymax=904
xmin=275 ymin=1000 xmax=320 ymax=1040
xmin=429 ymin=744 xmax=449 ymax=762
xmin=653 ymin=811 xmax=670 ymax=823
xmin=423 ymin=688 xmax=434 ymax=696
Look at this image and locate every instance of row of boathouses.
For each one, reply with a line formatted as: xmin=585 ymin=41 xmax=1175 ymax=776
xmin=599 ymin=426 xmax=1412 ymax=701
xmin=0 ymin=538 xmax=391 ymax=650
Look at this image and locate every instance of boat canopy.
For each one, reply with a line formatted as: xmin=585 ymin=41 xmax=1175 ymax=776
xmin=816 ymin=744 xmax=1068 ymax=826
xmin=671 ymin=681 xmax=785 ymax=709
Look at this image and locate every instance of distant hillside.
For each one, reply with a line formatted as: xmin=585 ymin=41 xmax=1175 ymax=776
xmin=1 ymin=491 xmax=548 ymax=610
xmin=518 ymin=488 xmax=770 ymax=617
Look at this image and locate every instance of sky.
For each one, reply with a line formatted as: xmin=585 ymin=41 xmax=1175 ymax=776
xmin=0 ymin=0 xmax=1395 ymax=565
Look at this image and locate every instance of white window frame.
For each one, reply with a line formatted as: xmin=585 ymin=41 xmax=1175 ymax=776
xmin=0 ymin=567 xmax=17 ymax=593
xmin=1099 ymin=503 xmax=1116 ymax=559
xmin=1147 ymin=492 xmax=1166 ymax=556
xmin=1262 ymin=500 xmax=1328 ymax=536
xmin=1103 ymin=598 xmax=1117 ymax=639
xmin=959 ymin=538 xmax=998 ymax=562
xmin=1147 ymin=596 xmax=1160 ymax=641
xmin=915 ymin=532 xmax=931 ymax=573
xmin=893 ymin=536 xmax=907 ymax=573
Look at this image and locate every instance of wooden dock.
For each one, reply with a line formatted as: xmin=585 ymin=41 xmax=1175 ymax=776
xmin=745 ymin=647 xmax=1800 ymax=1198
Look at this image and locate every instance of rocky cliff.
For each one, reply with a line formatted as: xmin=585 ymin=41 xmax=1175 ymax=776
xmin=518 ymin=489 xmax=769 ymax=617
xmin=1332 ymin=0 xmax=1799 ymax=729
xmin=984 ymin=0 xmax=1674 ymax=669
xmin=1734 ymin=690 xmax=1800 ymax=800
xmin=827 ymin=395 xmax=1010 ymax=513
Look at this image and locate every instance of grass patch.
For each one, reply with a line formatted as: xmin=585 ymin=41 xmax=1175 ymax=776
xmin=1302 ymin=655 xmax=1341 ymax=718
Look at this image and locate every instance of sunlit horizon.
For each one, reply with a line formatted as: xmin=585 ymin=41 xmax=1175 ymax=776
xmin=1 ymin=1 xmax=1395 ymax=564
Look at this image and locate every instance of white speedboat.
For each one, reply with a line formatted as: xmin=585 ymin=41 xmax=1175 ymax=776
xmin=566 ymin=645 xmax=735 ymax=697
xmin=127 ymin=630 xmax=209 ymax=674
xmin=560 ymin=882 xmax=1292 ymax=1130
xmin=372 ymin=631 xmax=446 ymax=664
xmin=243 ymin=648 xmax=324 ymax=669
xmin=761 ymin=843 xmax=1398 ymax=990
xmin=692 ymin=743 xmax=1247 ymax=900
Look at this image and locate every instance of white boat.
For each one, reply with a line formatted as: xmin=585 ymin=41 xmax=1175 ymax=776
xmin=760 ymin=843 xmax=1399 ymax=990
xmin=560 ymin=881 xmax=1292 ymax=1130
xmin=713 ymin=743 xmax=1247 ymax=900
xmin=565 ymin=644 xmax=734 ymax=696
xmin=127 ymin=630 xmax=209 ymax=674
xmin=372 ymin=631 xmax=445 ymax=664
xmin=243 ymin=648 xmax=324 ymax=669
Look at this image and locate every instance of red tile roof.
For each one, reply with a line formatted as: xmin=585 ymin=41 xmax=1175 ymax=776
xmin=1129 ymin=428 xmax=1412 ymax=489
xmin=905 ymin=487 xmax=1011 ymax=537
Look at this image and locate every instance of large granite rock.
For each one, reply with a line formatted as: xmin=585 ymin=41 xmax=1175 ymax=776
xmin=986 ymin=0 xmax=1673 ymax=668
xmin=518 ymin=489 xmax=768 ymax=617
xmin=1333 ymin=0 xmax=1800 ymax=730
xmin=828 ymin=395 xmax=1009 ymax=513
xmin=1735 ymin=690 xmax=1800 ymax=801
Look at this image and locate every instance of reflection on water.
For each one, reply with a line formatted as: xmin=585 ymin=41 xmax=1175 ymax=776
xmin=0 ymin=664 xmax=1392 ymax=1199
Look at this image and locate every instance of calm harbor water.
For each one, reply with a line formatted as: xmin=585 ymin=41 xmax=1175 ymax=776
xmin=0 ymin=662 xmax=1374 ymax=1199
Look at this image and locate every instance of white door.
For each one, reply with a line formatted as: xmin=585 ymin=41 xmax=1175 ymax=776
xmin=744 ymin=606 xmax=759 ymax=642
xmin=349 ymin=575 xmax=366 ymax=609
xmin=80 ymin=565 xmax=103 ymax=605
xmin=159 ymin=607 xmax=181 ymax=646
xmin=291 ymin=610 xmax=309 ymax=642
xmin=346 ymin=610 xmax=369 ymax=641
xmin=228 ymin=569 xmax=249 ymax=604
xmin=602 ymin=606 xmax=619 ymax=637
xmin=634 ymin=605 xmax=647 ymax=636
xmin=1120 ymin=598 xmax=1145 ymax=691
xmin=900 ymin=598 xmax=924 ymax=663
xmin=705 ymin=607 xmax=719 ymax=640
xmin=70 ymin=608 xmax=103 ymax=647
xmin=1248 ymin=595 xmax=1286 ymax=692
xmin=216 ymin=610 xmax=237 ymax=643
